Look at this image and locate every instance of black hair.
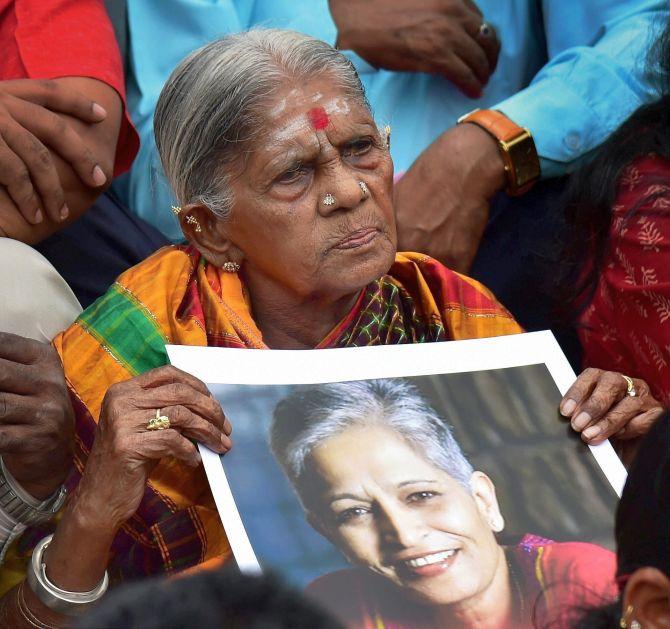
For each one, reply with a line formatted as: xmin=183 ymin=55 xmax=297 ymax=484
xmin=77 ymin=566 xmax=342 ymax=629
xmin=558 ymin=16 xmax=670 ymax=318
xmin=569 ymin=412 xmax=670 ymax=628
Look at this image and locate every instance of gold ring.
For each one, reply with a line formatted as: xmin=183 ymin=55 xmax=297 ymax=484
xmin=622 ymin=375 xmax=637 ymax=398
xmin=147 ymin=409 xmax=170 ymax=431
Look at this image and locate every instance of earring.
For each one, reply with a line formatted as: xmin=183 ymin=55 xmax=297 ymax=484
xmin=384 ymin=124 xmax=391 ymax=150
xmin=358 ymin=181 xmax=369 ymax=200
xmin=620 ymin=605 xmax=641 ymax=629
xmin=185 ymin=215 xmax=202 ymax=233
xmin=322 ymin=193 xmax=336 ymax=207
xmin=222 ymin=261 xmax=240 ymax=273
xmin=171 ymin=205 xmax=182 ymax=215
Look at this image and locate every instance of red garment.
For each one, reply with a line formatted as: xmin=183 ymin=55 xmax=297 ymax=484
xmin=306 ymin=534 xmax=616 ymax=628
xmin=579 ymin=154 xmax=670 ymax=405
xmin=0 ymin=0 xmax=139 ymax=176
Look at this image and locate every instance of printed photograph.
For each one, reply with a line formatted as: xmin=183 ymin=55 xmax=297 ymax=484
xmin=208 ymin=364 xmax=619 ymax=628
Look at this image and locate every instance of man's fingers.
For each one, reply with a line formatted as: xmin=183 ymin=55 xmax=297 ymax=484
xmin=440 ymin=53 xmax=484 ymax=98
xmin=2 ymin=118 xmax=66 ymax=222
xmin=570 ymin=371 xmax=628 ymax=432
xmin=0 ymin=358 xmax=35 ymax=395
xmin=3 ymin=79 xmax=107 ymax=123
xmin=11 ymin=101 xmax=107 ymax=194
xmin=137 ymin=430 xmax=202 ymax=468
xmin=0 ymin=332 xmax=46 ymax=365
xmin=462 ymin=0 xmax=484 ymax=17
xmin=473 ymin=21 xmax=500 ymax=73
xmin=451 ymin=31 xmax=492 ymax=85
xmin=160 ymin=405 xmax=231 ymax=452
xmin=0 ymin=134 xmax=44 ymax=224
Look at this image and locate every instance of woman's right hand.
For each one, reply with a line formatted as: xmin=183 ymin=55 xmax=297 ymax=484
xmin=74 ymin=365 xmax=231 ymax=529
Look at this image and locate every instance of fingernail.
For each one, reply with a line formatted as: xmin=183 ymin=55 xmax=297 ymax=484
xmin=582 ymin=426 xmax=602 ymax=441
xmin=92 ymin=165 xmax=107 ymax=186
xmin=222 ymin=435 xmax=232 ymax=450
xmin=91 ymin=103 xmax=107 ymax=118
xmin=572 ymin=411 xmax=591 ymax=431
xmin=34 ymin=209 xmax=43 ymax=224
xmin=560 ymin=399 xmax=577 ymax=416
xmin=59 ymin=204 xmax=69 ymax=220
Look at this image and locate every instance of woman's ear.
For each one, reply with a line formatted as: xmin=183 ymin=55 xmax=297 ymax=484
xmin=470 ymin=471 xmax=505 ymax=533
xmin=623 ymin=567 xmax=670 ymax=628
xmin=179 ymin=203 xmax=244 ymax=268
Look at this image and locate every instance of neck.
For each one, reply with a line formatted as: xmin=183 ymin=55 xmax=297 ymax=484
xmin=244 ymin=271 xmax=360 ymax=349
xmin=435 ymin=547 xmax=516 ymax=629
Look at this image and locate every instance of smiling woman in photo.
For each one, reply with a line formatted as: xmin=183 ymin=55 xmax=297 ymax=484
xmin=270 ymin=379 xmax=617 ymax=628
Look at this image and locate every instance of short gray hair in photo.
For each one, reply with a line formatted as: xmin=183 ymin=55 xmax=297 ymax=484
xmin=154 ymin=28 xmax=369 ymax=220
xmin=270 ymin=379 xmax=474 ymax=508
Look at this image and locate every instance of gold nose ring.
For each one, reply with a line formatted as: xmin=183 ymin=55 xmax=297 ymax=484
xmin=358 ymin=181 xmax=369 ymax=200
xmin=323 ymin=193 xmax=336 ymax=207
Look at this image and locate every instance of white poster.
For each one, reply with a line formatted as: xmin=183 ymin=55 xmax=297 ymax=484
xmin=167 ymin=331 xmax=625 ymax=628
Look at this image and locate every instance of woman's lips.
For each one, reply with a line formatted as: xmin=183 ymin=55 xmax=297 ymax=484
xmin=396 ymin=549 xmax=460 ymax=579
xmin=333 ymin=228 xmax=379 ymax=250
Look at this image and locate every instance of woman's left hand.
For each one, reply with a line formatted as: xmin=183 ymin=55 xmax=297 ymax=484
xmin=560 ymin=368 xmax=664 ymax=446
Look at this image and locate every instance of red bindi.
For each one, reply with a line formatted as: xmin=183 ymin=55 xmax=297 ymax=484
xmin=307 ymin=106 xmax=330 ymax=130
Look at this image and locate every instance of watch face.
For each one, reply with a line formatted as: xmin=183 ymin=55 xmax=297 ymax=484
xmin=506 ymin=133 xmax=541 ymax=188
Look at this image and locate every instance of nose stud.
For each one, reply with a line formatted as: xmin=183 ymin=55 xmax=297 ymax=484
xmin=322 ymin=193 xmax=336 ymax=207
xmin=358 ymin=181 xmax=369 ymax=200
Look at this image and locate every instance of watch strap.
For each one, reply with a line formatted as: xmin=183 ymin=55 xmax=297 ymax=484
xmin=458 ymin=108 xmax=541 ymax=196
xmin=0 ymin=457 xmax=66 ymax=526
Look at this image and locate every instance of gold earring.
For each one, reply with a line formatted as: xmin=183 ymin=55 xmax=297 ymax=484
xmin=384 ymin=124 xmax=391 ymax=150
xmin=323 ymin=193 xmax=336 ymax=207
xmin=185 ymin=215 xmax=202 ymax=233
xmin=171 ymin=205 xmax=182 ymax=215
xmin=222 ymin=261 xmax=240 ymax=273
xmin=620 ymin=605 xmax=641 ymax=629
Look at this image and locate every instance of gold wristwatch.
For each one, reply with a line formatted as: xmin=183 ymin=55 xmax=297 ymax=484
xmin=457 ymin=108 xmax=541 ymax=196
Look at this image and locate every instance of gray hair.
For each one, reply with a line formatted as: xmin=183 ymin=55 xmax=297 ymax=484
xmin=270 ymin=379 xmax=474 ymax=510
xmin=154 ymin=28 xmax=369 ymax=219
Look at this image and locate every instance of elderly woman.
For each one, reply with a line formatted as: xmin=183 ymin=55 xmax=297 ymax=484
xmin=270 ymin=379 xmax=618 ymax=628
xmin=0 ymin=29 xmax=660 ymax=627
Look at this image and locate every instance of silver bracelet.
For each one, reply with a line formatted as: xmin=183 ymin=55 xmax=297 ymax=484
xmin=26 ymin=534 xmax=109 ymax=616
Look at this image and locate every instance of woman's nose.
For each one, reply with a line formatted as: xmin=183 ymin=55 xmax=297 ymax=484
xmin=318 ymin=164 xmax=364 ymax=216
xmin=377 ymin=504 xmax=427 ymax=548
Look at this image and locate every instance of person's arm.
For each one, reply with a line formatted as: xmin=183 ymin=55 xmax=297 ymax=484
xmin=0 ymin=365 xmax=231 ymax=627
xmin=496 ymin=0 xmax=668 ymax=178
xmin=0 ymin=76 xmax=122 ymax=244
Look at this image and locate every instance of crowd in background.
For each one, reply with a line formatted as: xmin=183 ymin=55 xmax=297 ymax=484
xmin=0 ymin=0 xmax=670 ymax=627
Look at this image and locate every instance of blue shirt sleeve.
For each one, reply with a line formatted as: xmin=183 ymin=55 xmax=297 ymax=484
xmin=495 ymin=0 xmax=669 ymax=178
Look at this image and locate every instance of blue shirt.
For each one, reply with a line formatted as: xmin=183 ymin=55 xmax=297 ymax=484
xmin=113 ymin=0 xmax=668 ymax=242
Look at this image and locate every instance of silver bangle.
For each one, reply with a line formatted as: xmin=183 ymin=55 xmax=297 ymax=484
xmin=26 ymin=534 xmax=109 ymax=616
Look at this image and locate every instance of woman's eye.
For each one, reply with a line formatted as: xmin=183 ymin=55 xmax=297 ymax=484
xmin=343 ymin=139 xmax=373 ymax=157
xmin=277 ymin=167 xmax=307 ymax=185
xmin=337 ymin=506 xmax=370 ymax=523
xmin=407 ymin=491 xmax=439 ymax=503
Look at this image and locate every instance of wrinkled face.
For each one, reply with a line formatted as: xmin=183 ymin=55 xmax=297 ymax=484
xmin=225 ymin=77 xmax=396 ymax=300
xmin=306 ymin=426 xmax=506 ymax=607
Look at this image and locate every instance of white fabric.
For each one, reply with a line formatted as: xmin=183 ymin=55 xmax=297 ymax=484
xmin=0 ymin=238 xmax=82 ymax=341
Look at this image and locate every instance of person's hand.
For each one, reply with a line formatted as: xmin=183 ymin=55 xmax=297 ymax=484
xmin=0 ymin=332 xmax=74 ymax=499
xmin=560 ymin=368 xmax=664 ymax=451
xmin=394 ymin=123 xmax=505 ymax=272
xmin=329 ymin=0 xmax=500 ymax=98
xmin=0 ymin=79 xmax=109 ymax=225
xmin=74 ymin=366 xmax=232 ymax=530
